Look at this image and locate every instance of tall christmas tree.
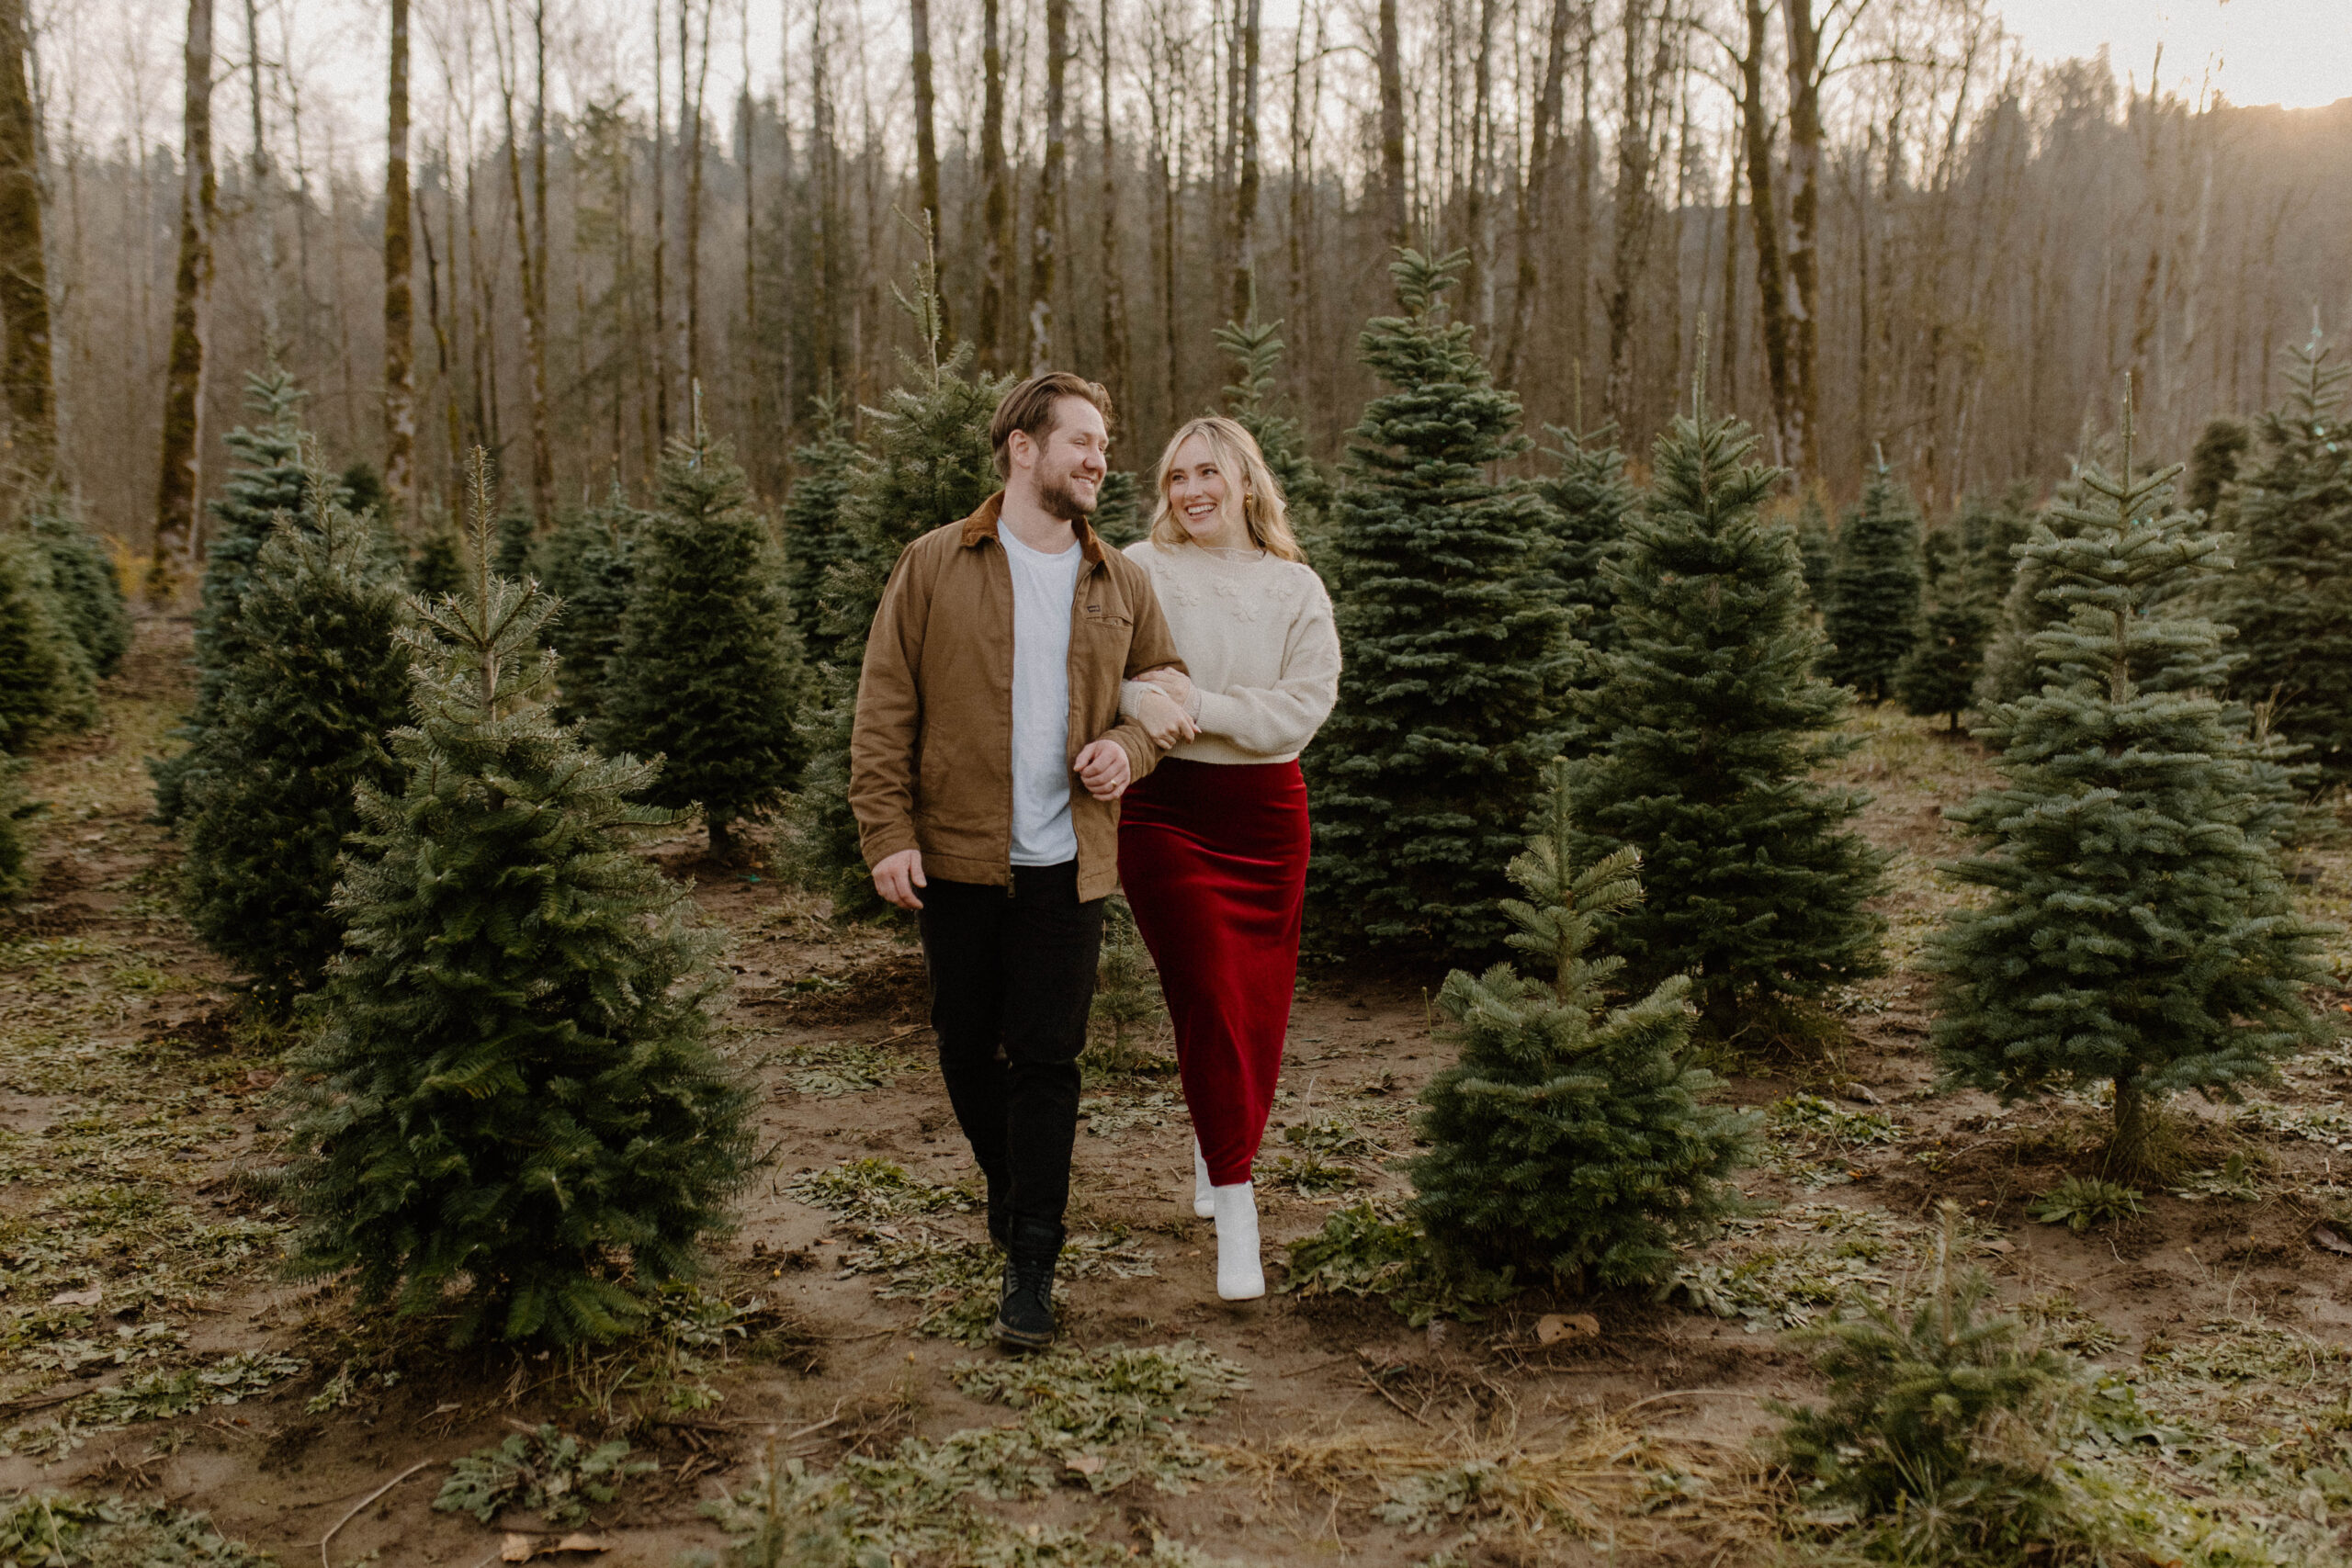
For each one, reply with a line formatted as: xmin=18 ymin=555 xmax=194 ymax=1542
xmin=790 ymin=263 xmax=1004 ymax=917
xmin=1569 ymin=400 xmax=1886 ymax=1034
xmin=152 ymin=365 xmax=319 ymax=824
xmin=1532 ymin=417 xmax=1637 ymax=669
xmin=2219 ymin=334 xmax=2352 ymax=780
xmin=176 ymin=472 xmax=413 ymax=998
xmin=1411 ymin=761 xmax=1758 ymax=1287
xmin=285 ymin=451 xmax=753 ymax=1345
xmin=1819 ymin=458 xmax=1925 ymax=702
xmin=1308 ymin=249 xmax=1569 ymax=958
xmin=1216 ymin=315 xmax=1331 ymax=552
xmin=1930 ymin=423 xmax=2327 ymax=1169
xmin=779 ymin=394 xmax=866 ymax=670
xmin=1973 ymin=439 xmax=2116 ymax=709
xmin=2186 ymin=416 xmax=2251 ymax=521
xmin=601 ymin=407 xmax=807 ymax=856
xmin=537 ymin=486 xmax=648 ymax=731
xmin=1792 ymin=496 xmax=1834 ymax=607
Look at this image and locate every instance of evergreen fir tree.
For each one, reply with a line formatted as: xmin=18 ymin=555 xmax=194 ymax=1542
xmin=602 ymin=411 xmax=806 ymax=856
xmin=2187 ymin=416 xmax=2251 ymax=521
xmin=1896 ymin=491 xmax=2028 ymax=729
xmin=1410 ymin=761 xmax=1758 ymax=1286
xmin=1974 ymin=441 xmax=2118 ymax=709
xmin=0 ymin=750 xmax=30 ymax=903
xmin=284 ymin=450 xmax=754 ymax=1345
xmin=537 ymin=487 xmax=649 ymax=731
xmin=1569 ymin=401 xmax=1886 ymax=1033
xmin=1309 ymin=249 xmax=1569 ymax=958
xmin=1792 ymin=496 xmax=1834 ymax=606
xmin=410 ymin=522 xmax=466 ymax=602
xmin=1532 ymin=418 xmax=1637 ymax=665
xmin=1090 ymin=469 xmax=1146 ymax=547
xmin=0 ymin=531 xmax=96 ymax=749
xmin=152 ymin=365 xmax=317 ymax=824
xmin=28 ymin=500 xmax=130 ymax=679
xmin=2219 ymin=334 xmax=2352 ymax=780
xmin=779 ymin=394 xmax=865 ymax=670
xmin=1216 ymin=315 xmax=1331 ymax=551
xmin=1820 ymin=458 xmax=1925 ymax=702
xmin=176 ymin=472 xmax=413 ymax=998
xmin=790 ymin=265 xmax=1005 ymax=917
xmin=1930 ymin=425 xmax=2328 ymax=1169
xmin=492 ymin=493 xmax=537 ymax=581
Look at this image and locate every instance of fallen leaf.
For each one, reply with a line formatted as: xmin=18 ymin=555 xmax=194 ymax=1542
xmin=502 ymin=1537 xmax=536 ymax=1564
xmin=1536 ymin=1313 xmax=1600 ymax=1346
xmin=47 ymin=1286 xmax=101 ymax=1307
xmin=1837 ymin=1081 xmax=1883 ymax=1105
xmin=2312 ymin=1224 xmax=2352 ymax=1257
xmin=499 ymin=1536 xmax=612 ymax=1562
xmin=547 ymin=1536 xmax=612 ymax=1556
xmin=1066 ymin=1454 xmax=1106 ymax=1475
xmin=1982 ymin=1238 xmax=2016 ymax=1255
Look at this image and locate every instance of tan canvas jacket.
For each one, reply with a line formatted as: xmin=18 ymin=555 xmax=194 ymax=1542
xmin=848 ymin=492 xmax=1186 ymax=902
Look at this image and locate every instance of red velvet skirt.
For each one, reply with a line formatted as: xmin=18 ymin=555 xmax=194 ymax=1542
xmin=1116 ymin=757 xmax=1310 ymax=1186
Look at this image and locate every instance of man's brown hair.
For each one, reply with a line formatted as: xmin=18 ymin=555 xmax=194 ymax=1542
xmin=989 ymin=371 xmax=1114 ymax=479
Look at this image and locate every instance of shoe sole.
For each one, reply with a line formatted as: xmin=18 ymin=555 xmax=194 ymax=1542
xmin=993 ymin=1316 xmax=1056 ymax=1350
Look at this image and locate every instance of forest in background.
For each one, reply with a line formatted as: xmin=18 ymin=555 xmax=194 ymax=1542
xmin=17 ymin=0 xmax=2352 ymax=558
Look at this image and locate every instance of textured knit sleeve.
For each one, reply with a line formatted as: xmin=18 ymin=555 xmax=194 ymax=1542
xmin=1192 ymin=566 xmax=1341 ymax=758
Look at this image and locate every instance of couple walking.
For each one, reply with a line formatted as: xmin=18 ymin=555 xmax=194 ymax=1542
xmin=848 ymin=371 xmax=1341 ymax=1350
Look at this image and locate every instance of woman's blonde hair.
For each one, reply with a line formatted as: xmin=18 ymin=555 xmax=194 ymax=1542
xmin=1147 ymin=415 xmax=1306 ymax=562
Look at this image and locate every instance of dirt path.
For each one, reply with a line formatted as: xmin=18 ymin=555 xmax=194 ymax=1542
xmin=6 ymin=626 xmax=2352 ymax=1565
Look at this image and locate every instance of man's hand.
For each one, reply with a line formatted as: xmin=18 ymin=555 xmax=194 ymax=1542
xmin=872 ymin=848 xmax=927 ymax=910
xmin=1132 ymin=687 xmax=1198 ymax=749
xmin=1136 ymin=665 xmax=1194 ymax=712
xmin=1074 ymin=739 xmax=1133 ymax=800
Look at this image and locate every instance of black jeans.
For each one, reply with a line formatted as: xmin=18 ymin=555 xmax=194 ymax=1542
xmin=916 ymin=861 xmax=1104 ymax=1247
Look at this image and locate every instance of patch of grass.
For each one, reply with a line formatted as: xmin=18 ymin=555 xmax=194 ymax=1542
xmin=766 ymin=1039 xmax=904 ymax=1098
xmin=1280 ymin=1201 xmax=1516 ymax=1327
xmin=1266 ymin=1114 xmax=1386 ymax=1197
xmin=2027 ymin=1177 xmax=2144 ymax=1233
xmin=782 ymin=1158 xmax=972 ymax=1223
xmin=1079 ymin=1089 xmax=1178 ymax=1140
xmin=1664 ymin=1205 xmax=1962 ymax=1333
xmin=0 ymin=1350 xmax=307 ymax=1458
xmin=2171 ymin=1152 xmax=2265 ymax=1203
xmin=0 ymin=1490 xmax=273 ymax=1567
xmin=840 ymin=1227 xmax=1159 ymax=1344
xmin=434 ymin=1423 xmax=655 ymax=1525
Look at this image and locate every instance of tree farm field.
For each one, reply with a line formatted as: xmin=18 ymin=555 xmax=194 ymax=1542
xmin=11 ymin=625 xmax=2352 ymax=1566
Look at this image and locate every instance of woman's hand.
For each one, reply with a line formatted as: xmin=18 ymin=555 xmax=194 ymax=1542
xmin=1136 ymin=665 xmax=1195 ymax=712
xmin=1133 ymin=686 xmax=1198 ymax=749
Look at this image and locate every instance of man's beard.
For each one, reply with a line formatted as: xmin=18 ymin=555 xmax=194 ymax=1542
xmin=1035 ymin=468 xmax=1099 ymax=522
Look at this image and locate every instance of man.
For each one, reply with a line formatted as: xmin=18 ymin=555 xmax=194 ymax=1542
xmin=850 ymin=371 xmax=1188 ymax=1350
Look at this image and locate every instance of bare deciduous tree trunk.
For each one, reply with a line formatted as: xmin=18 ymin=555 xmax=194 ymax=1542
xmin=241 ymin=0 xmax=277 ymax=352
xmin=383 ymin=0 xmax=415 ymax=521
xmin=650 ymin=0 xmax=668 ymax=447
xmin=0 ymin=0 xmax=52 ymax=488
xmin=1030 ymin=0 xmax=1067 ymax=369
xmin=1601 ymin=0 xmax=1661 ymax=423
xmin=495 ymin=1 xmax=551 ymax=519
xmin=1501 ymin=0 xmax=1575 ymax=387
xmin=1465 ymin=0 xmax=1495 ymax=336
xmin=152 ymin=0 xmax=213 ymax=597
xmin=979 ymin=0 xmax=1011 ymax=371
xmin=910 ymin=0 xmax=944 ymax=321
xmin=683 ymin=0 xmax=708 ymax=401
xmin=1377 ymin=0 xmax=1407 ymax=249
xmin=1227 ymin=0 xmax=1261 ymax=322
xmin=1736 ymin=0 xmax=1798 ymax=469
xmin=1097 ymin=0 xmax=1129 ymax=415
xmin=1781 ymin=0 xmax=1826 ymax=477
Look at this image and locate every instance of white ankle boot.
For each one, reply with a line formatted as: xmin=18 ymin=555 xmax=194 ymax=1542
xmin=1211 ymin=1180 xmax=1264 ymax=1301
xmin=1191 ymin=1139 xmax=1215 ymax=1219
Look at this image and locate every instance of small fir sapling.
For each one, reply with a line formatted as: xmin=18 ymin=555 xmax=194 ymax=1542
xmin=0 ymin=530 xmax=96 ymax=749
xmin=1819 ymin=457 xmax=1925 ymax=702
xmin=409 ymin=517 xmax=467 ymax=602
xmin=1308 ymin=249 xmax=1570 ymax=959
xmin=601 ymin=403 xmax=808 ymax=856
xmin=492 ymin=493 xmax=537 ymax=581
xmin=27 ymin=499 xmax=130 ymax=679
xmin=1792 ymin=496 xmax=1834 ymax=607
xmin=1973 ymin=437 xmax=2118 ymax=710
xmin=1569 ymin=399 xmax=1886 ymax=1034
xmin=2186 ymin=415 xmax=2251 ymax=521
xmin=175 ymin=471 xmax=413 ymax=998
xmin=1532 ymin=414 xmax=1637 ymax=670
xmin=780 ymin=393 xmax=865 ymax=669
xmin=1929 ymin=416 xmax=2328 ymax=1171
xmin=791 ymin=257 xmax=1004 ymax=916
xmin=1895 ymin=492 xmax=2028 ymax=730
xmin=1088 ymin=896 xmax=1165 ymax=1073
xmin=1216 ymin=315 xmax=1331 ymax=551
xmin=537 ymin=486 xmax=649 ymax=730
xmin=2218 ymin=333 xmax=2352 ymax=781
xmin=1090 ymin=468 xmax=1145 ymax=547
xmin=284 ymin=450 xmax=753 ymax=1345
xmin=1410 ymin=761 xmax=1758 ymax=1287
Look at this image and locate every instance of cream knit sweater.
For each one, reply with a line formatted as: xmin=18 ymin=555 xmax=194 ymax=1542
xmin=1119 ymin=539 xmax=1341 ymax=765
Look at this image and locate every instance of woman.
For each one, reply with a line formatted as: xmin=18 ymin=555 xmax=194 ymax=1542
xmin=1115 ymin=415 xmax=1341 ymax=1302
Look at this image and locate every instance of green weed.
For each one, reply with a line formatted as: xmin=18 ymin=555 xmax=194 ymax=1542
xmin=782 ymin=1158 xmax=972 ymax=1223
xmin=433 ymin=1423 xmax=654 ymax=1526
xmin=2027 ymin=1178 xmax=2144 ymax=1233
xmin=0 ymin=1490 xmax=273 ymax=1567
xmin=1280 ymin=1201 xmax=1515 ymax=1327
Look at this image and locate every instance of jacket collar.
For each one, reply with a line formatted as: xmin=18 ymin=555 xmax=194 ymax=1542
xmin=958 ymin=490 xmax=1106 ymax=565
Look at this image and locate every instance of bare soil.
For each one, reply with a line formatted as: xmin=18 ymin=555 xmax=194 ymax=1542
xmin=6 ymin=622 xmax=2352 ymax=1565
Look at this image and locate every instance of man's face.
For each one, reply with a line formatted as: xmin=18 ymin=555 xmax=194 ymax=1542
xmin=1020 ymin=397 xmax=1109 ymax=521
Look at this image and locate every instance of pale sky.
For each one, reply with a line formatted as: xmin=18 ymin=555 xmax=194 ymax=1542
xmin=1996 ymin=0 xmax=2351 ymax=110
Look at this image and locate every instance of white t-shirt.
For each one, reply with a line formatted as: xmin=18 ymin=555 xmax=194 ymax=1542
xmin=998 ymin=524 xmax=1084 ymax=866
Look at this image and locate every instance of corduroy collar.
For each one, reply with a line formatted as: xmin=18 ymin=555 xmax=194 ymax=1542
xmin=956 ymin=490 xmax=1106 ymax=564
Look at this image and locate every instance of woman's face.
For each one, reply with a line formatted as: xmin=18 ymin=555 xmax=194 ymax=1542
xmin=1164 ymin=434 xmax=1243 ymax=548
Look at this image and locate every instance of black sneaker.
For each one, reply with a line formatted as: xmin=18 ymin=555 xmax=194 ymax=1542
xmin=994 ymin=1222 xmax=1061 ymax=1351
